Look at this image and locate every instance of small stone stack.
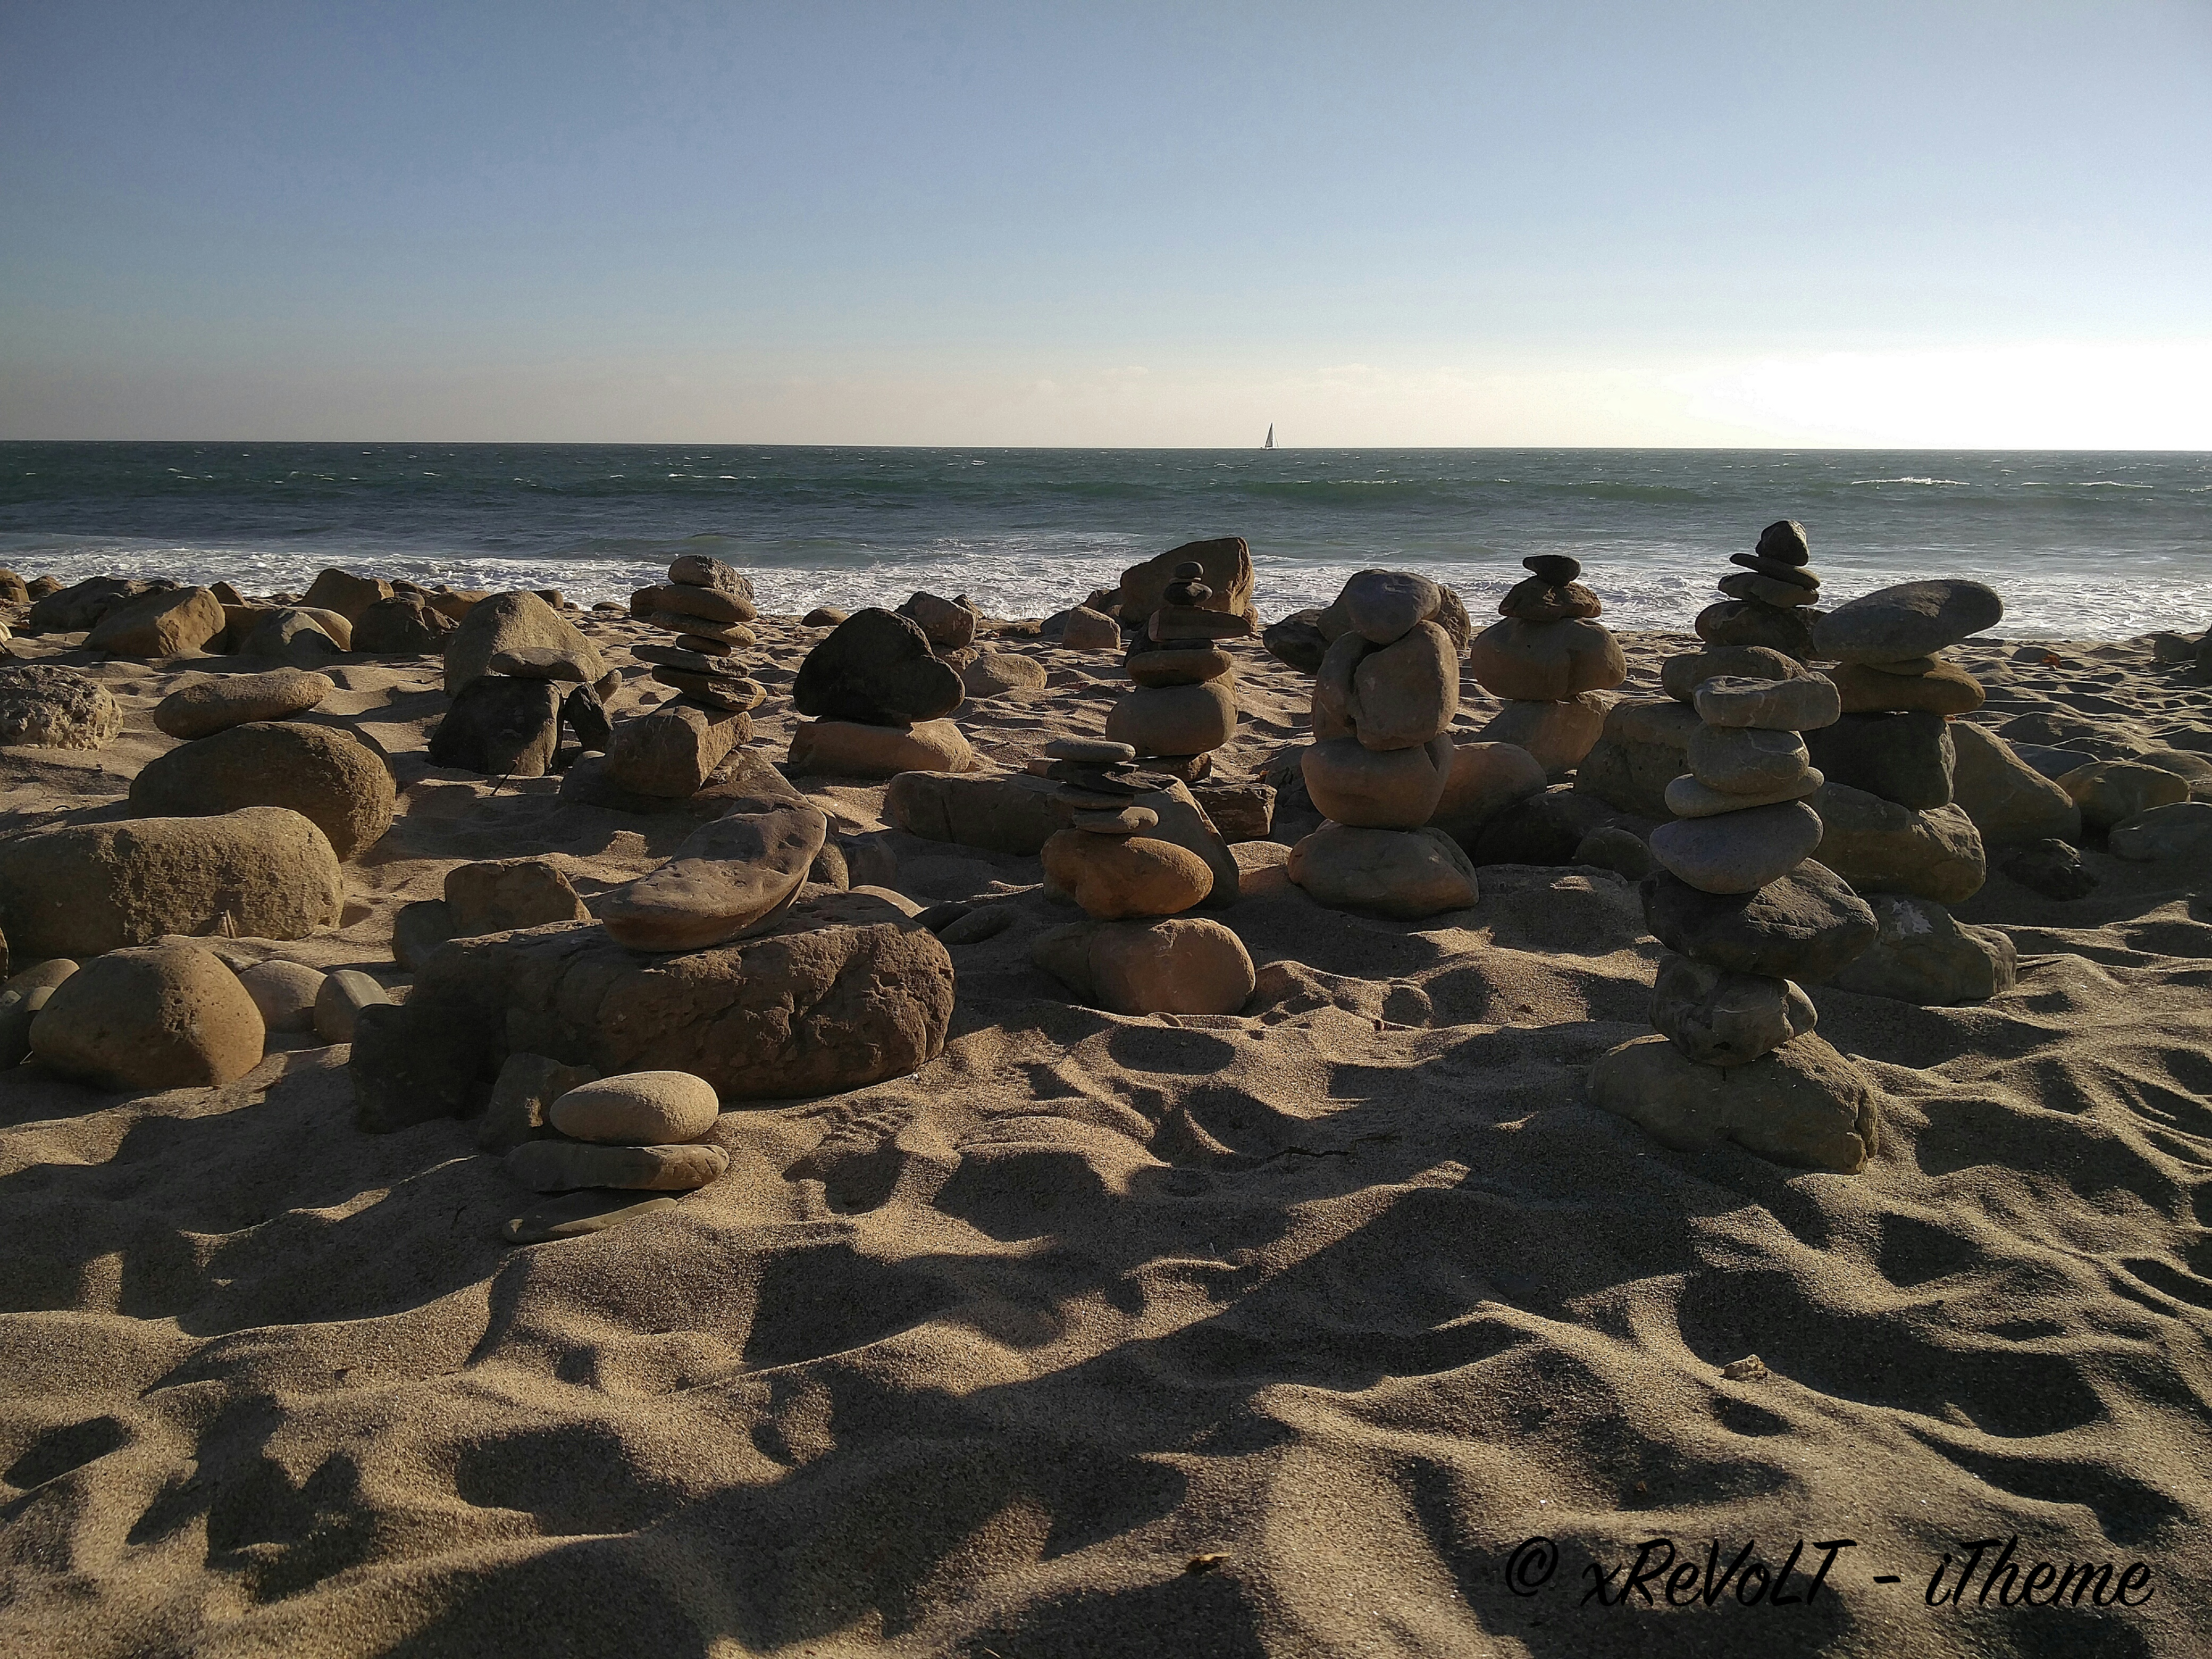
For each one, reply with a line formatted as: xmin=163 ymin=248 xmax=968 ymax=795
xmin=627 ymin=554 xmax=767 ymax=715
xmin=1696 ymin=519 xmax=1824 ymax=662
xmin=1031 ymin=738 xmax=1254 ymax=1015
xmin=1467 ymin=555 xmax=1628 ymax=774
xmin=1592 ymin=668 xmax=1889 ymax=1174
xmin=1104 ymin=562 xmax=1246 ymax=782
xmin=1292 ymin=571 xmax=1479 ymax=919
xmin=593 ymin=556 xmax=769 ymax=799
xmin=1802 ymin=579 xmax=2014 ymax=1003
xmin=499 ymin=1070 xmax=731 ymax=1245
xmin=789 ymin=607 xmax=974 ymax=777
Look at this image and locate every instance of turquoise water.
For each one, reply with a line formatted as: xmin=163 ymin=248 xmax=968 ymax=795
xmin=2 ymin=443 xmax=2207 ymax=638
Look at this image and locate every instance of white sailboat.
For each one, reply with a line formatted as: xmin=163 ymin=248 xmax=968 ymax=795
xmin=1263 ymin=423 xmax=1275 ymax=450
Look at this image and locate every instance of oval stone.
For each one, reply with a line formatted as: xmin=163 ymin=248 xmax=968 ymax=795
xmin=1650 ymin=800 xmax=1825 ymax=894
xmin=1694 ymin=674 xmax=1842 ymax=732
xmin=1812 ymin=580 xmax=2005 ymax=664
xmin=550 ymin=1071 xmax=721 ymax=1144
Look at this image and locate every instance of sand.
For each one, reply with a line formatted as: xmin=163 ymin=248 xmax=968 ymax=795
xmin=1 ymin=608 xmax=2208 ymax=1657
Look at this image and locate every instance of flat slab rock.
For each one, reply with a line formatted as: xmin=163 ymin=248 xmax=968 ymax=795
xmin=350 ymin=892 xmax=955 ymax=1130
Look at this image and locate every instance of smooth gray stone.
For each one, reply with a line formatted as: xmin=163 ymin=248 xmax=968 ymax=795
xmin=1804 ymin=710 xmax=1956 ymax=810
xmin=1812 ymin=579 xmax=2004 ymax=663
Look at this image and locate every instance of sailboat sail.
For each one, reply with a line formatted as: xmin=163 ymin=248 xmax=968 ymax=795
xmin=1264 ymin=424 xmax=1275 ymax=450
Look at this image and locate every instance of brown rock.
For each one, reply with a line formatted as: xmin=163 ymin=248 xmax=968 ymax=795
xmin=477 ymin=1053 xmax=600 ymax=1153
xmin=1032 ymin=916 xmax=1256 ymax=1015
xmin=0 ymin=664 xmax=122 ymax=750
xmin=630 ymin=582 xmax=758 ymax=625
xmin=605 ymin=703 xmax=743 ymax=798
xmin=1060 ymin=606 xmax=1123 ymax=650
xmin=1428 ymin=741 xmax=1547 ymax=841
xmin=1830 ymin=659 xmax=1985 ymax=716
xmin=129 ymin=720 xmax=396 ymax=860
xmin=152 ymin=668 xmax=332 ymax=740
xmin=30 ymin=944 xmax=265 ymax=1090
xmin=446 ymin=858 xmax=592 ymax=934
xmin=1467 ymin=616 xmax=1626 ymax=702
xmin=1287 ymin=824 xmax=1480 ymax=918
xmin=302 ymin=568 xmax=395 ymax=623
xmin=1115 ymin=538 xmax=1254 ymax=625
xmin=85 ymin=586 xmax=227 ymax=658
xmin=1302 ymin=733 xmax=1456 ymax=828
xmin=1041 ymin=831 xmax=1214 ymax=919
xmin=787 ymin=718 xmax=976 ymax=777
xmin=1589 ymin=1032 xmax=1881 ymax=1174
xmin=550 ymin=1070 xmax=721 ymax=1143
xmin=598 ymin=800 xmax=829 ymax=950
xmin=0 ymin=809 xmax=343 ymax=961
xmin=443 ymin=591 xmax=607 ymax=696
xmin=1105 ymin=681 xmax=1238 ymax=757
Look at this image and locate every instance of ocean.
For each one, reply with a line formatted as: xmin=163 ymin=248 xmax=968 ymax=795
xmin=3 ymin=443 xmax=2207 ymax=640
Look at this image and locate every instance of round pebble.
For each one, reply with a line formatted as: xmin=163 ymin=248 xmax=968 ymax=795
xmin=550 ymin=1070 xmax=720 ymax=1144
xmin=237 ymin=958 xmax=326 ymax=1033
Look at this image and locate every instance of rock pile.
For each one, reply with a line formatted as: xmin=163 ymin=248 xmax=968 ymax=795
xmin=499 ymin=1070 xmax=730 ymax=1244
xmin=431 ymin=590 xmax=611 ymax=777
xmin=1695 ymin=518 xmax=1823 ymax=661
xmin=1594 ymin=665 xmax=1887 ymax=1173
xmin=1293 ymin=571 xmax=1479 ymax=919
xmin=1105 ymin=561 xmax=1245 ymax=782
xmin=1468 ymin=555 xmax=1627 ymax=775
xmin=1031 ymin=739 xmax=1254 ymax=1014
xmin=789 ymin=607 xmax=975 ymax=777
xmin=1804 ymin=579 xmax=2010 ymax=1002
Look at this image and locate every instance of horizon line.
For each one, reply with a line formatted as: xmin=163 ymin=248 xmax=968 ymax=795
xmin=3 ymin=438 xmax=2208 ymax=455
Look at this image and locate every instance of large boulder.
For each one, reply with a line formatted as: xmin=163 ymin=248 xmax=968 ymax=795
xmin=442 ymin=591 xmax=606 ymax=696
xmin=1428 ymin=741 xmax=1547 ymax=842
xmin=2059 ymin=760 xmax=2190 ymax=832
xmin=26 ymin=576 xmax=164 ymax=634
xmin=1588 ymin=1032 xmax=1882 ymax=1174
xmin=128 ymin=721 xmax=396 ymax=859
xmin=1466 ymin=617 xmax=1626 ymax=702
xmin=791 ymin=609 xmax=964 ymax=725
xmin=302 ymin=568 xmax=394 ymax=623
xmin=1803 ymin=711 xmax=1955 ymax=810
xmin=353 ymin=593 xmax=456 ymax=654
xmin=240 ymin=608 xmax=345 ymax=669
xmin=897 ymin=591 xmax=978 ymax=652
xmin=349 ymin=897 xmax=956 ymax=1130
xmin=30 ymin=944 xmax=265 ymax=1090
xmin=152 ymin=668 xmax=333 ymax=740
xmin=429 ymin=677 xmax=565 ymax=777
xmin=1809 ymin=782 xmax=1986 ymax=905
xmin=0 ymin=665 xmax=121 ymax=750
xmin=0 ymin=809 xmax=343 ymax=960
xmin=1115 ymin=538 xmax=1254 ymax=625
xmin=1947 ymin=721 xmax=2081 ymax=847
xmin=1573 ymin=698 xmax=1700 ymax=817
xmin=1823 ymin=893 xmax=2017 ymax=1005
xmin=85 ymin=586 xmax=227 ymax=658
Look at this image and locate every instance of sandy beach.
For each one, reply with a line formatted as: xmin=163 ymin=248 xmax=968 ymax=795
xmin=1 ymin=575 xmax=2208 ymax=1658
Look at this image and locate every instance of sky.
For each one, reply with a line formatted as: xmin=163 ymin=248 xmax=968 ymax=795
xmin=2 ymin=2 xmax=2208 ymax=447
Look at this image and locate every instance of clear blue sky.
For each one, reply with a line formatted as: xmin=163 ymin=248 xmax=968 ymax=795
xmin=3 ymin=2 xmax=2207 ymax=445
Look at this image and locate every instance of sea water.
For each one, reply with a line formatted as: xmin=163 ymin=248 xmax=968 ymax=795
xmin=2 ymin=443 xmax=2207 ymax=640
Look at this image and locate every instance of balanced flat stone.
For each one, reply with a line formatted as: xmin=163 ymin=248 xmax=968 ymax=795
xmin=1127 ymin=642 xmax=1234 ymax=688
xmin=668 ymin=554 xmax=756 ymax=600
xmin=1717 ymin=570 xmax=1820 ymax=609
xmin=506 ymin=1138 xmax=730 ymax=1193
xmin=550 ymin=1070 xmax=721 ymax=1144
xmin=1650 ymin=800 xmax=1825 ymax=893
xmin=640 ymin=611 xmax=756 ymax=647
xmin=1499 ymin=576 xmax=1603 ymax=623
xmin=1664 ymin=768 xmax=1823 ymax=818
xmin=1693 ymin=674 xmax=1841 ymax=732
xmin=489 ymin=646 xmax=591 ymax=681
xmin=1812 ymin=579 xmax=2005 ymax=664
xmin=1044 ymin=738 xmax=1137 ymax=764
xmin=1730 ymin=552 xmax=1820 ymax=588
xmin=636 ymin=642 xmax=751 ymax=677
xmin=1523 ymin=554 xmax=1581 ymax=584
xmin=153 ymin=668 xmax=333 ymax=740
xmin=651 ymin=668 xmax=765 ymax=711
xmin=597 ymin=800 xmax=828 ymax=950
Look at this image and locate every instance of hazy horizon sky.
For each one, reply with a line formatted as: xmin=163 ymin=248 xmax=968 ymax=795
xmin=4 ymin=3 xmax=2208 ymax=448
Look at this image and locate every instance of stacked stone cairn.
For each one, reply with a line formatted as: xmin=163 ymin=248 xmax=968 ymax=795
xmin=1803 ymin=578 xmax=2015 ymax=1003
xmin=1467 ymin=555 xmax=1628 ymax=775
xmin=1291 ymin=571 xmax=1480 ymax=919
xmin=1592 ymin=664 xmax=1890 ymax=1174
xmin=788 ymin=606 xmax=975 ymax=777
xmin=1032 ymin=737 xmax=1255 ymax=1016
xmin=1104 ymin=561 xmax=1245 ymax=782
xmin=496 ymin=1069 xmax=730 ymax=1245
xmin=585 ymin=555 xmax=768 ymax=800
xmin=1697 ymin=518 xmax=1824 ymax=662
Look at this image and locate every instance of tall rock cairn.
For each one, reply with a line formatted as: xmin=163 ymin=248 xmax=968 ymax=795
xmin=1031 ymin=736 xmax=1255 ymax=1016
xmin=607 ymin=555 xmax=766 ymax=798
xmin=1803 ymin=579 xmax=2013 ymax=1002
xmin=1467 ymin=555 xmax=1628 ymax=774
xmin=1591 ymin=659 xmax=1888 ymax=1174
xmin=1291 ymin=571 xmax=1479 ymax=919
xmin=1105 ymin=561 xmax=1246 ymax=783
xmin=1697 ymin=519 xmax=1823 ymax=661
